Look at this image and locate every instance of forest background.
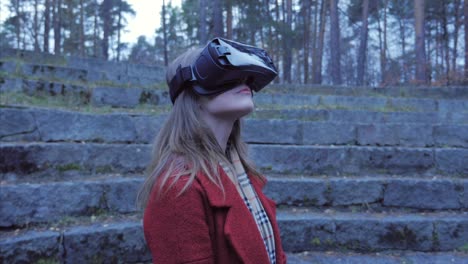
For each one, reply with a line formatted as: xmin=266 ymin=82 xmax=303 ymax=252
xmin=0 ymin=0 xmax=466 ymax=87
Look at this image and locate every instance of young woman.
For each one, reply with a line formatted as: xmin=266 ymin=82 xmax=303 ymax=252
xmin=138 ymin=38 xmax=286 ymax=264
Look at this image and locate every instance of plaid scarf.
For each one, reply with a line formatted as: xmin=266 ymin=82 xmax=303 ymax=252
xmin=221 ymin=147 xmax=276 ymax=264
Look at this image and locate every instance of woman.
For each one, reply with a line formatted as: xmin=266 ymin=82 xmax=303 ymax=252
xmin=138 ymin=38 xmax=286 ymax=264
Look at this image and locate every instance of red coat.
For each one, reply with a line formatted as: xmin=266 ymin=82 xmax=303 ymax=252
xmin=143 ymin=167 xmax=287 ymax=264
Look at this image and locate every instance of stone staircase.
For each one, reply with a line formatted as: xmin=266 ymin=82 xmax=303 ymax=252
xmin=1 ymin=51 xmax=468 ymax=263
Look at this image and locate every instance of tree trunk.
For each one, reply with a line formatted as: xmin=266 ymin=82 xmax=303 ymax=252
xmin=356 ymin=0 xmax=369 ymax=86
xmin=199 ymin=0 xmax=208 ymax=44
xmin=162 ymin=0 xmax=168 ymax=66
xmin=53 ymin=0 xmax=62 ymax=54
xmin=383 ymin=0 xmax=388 ymax=84
xmin=414 ymin=0 xmax=427 ymax=84
xmin=93 ymin=0 xmax=99 ymax=57
xmin=398 ymin=11 xmax=407 ymax=83
xmin=14 ymin=0 xmax=20 ymax=49
xmin=310 ymin=0 xmax=318 ymax=82
xmin=44 ymin=0 xmax=51 ymax=52
xmin=213 ymin=0 xmax=223 ymax=37
xmin=452 ymin=0 xmax=460 ymax=77
xmin=282 ymin=0 xmax=292 ymax=83
xmin=329 ymin=0 xmax=341 ymax=84
xmin=442 ymin=1 xmax=450 ymax=84
xmin=117 ymin=0 xmax=122 ymax=61
xmin=33 ymin=0 xmax=40 ymax=51
xmin=226 ymin=0 xmax=233 ymax=39
xmin=102 ymin=0 xmax=112 ymax=59
xmin=313 ymin=0 xmax=327 ymax=84
xmin=79 ymin=0 xmax=85 ymax=56
xmin=303 ymin=0 xmax=311 ymax=84
xmin=465 ymin=0 xmax=468 ymax=83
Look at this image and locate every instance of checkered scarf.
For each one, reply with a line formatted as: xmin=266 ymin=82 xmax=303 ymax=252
xmin=221 ymin=147 xmax=276 ymax=264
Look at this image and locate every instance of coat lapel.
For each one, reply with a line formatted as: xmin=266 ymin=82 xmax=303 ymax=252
xmin=196 ymin=168 xmax=271 ymax=264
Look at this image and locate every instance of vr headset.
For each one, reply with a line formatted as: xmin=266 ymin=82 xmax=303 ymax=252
xmin=169 ymin=38 xmax=278 ymax=103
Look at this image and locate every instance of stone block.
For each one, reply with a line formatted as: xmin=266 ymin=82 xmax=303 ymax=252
xmin=435 ymin=148 xmax=468 ymax=176
xmin=434 ymin=125 xmax=468 ymax=147
xmin=278 ymin=214 xmax=336 ymax=252
xmin=302 ymin=122 xmax=356 ymax=145
xmin=0 ymin=108 xmax=37 ymax=138
xmin=132 ymin=114 xmax=168 ymax=143
xmin=387 ymin=97 xmax=437 ymax=112
xmin=334 ymin=217 xmax=433 ymax=251
xmin=106 ymin=178 xmax=143 ymax=213
xmin=383 ymin=179 xmax=461 ymax=210
xmin=329 ymin=178 xmax=384 ymax=206
xmin=357 ymin=124 xmax=433 ymax=147
xmin=243 ymin=119 xmax=302 ymax=144
xmin=320 ymin=95 xmax=387 ymax=111
xmin=434 ymin=218 xmax=468 ymax=251
xmin=348 ymin=147 xmax=435 ymax=175
xmin=0 ymin=230 xmax=60 ymax=263
xmin=0 ymin=181 xmax=105 ymax=227
xmin=33 ymin=109 xmax=138 ymax=143
xmin=0 ymin=143 xmax=151 ymax=174
xmin=63 ymin=222 xmax=151 ymax=263
xmin=265 ymin=178 xmax=328 ymax=206
xmin=250 ymin=145 xmax=347 ymax=175
xmin=91 ymin=87 xmax=142 ymax=108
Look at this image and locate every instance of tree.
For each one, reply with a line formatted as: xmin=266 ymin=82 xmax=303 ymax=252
xmin=312 ymin=0 xmax=327 ymax=84
xmin=282 ymin=0 xmax=293 ymax=83
xmin=212 ymin=0 xmax=223 ymax=37
xmin=53 ymin=0 xmax=62 ymax=54
xmin=44 ymin=0 xmax=51 ymax=52
xmin=357 ymin=0 xmax=369 ymax=85
xmin=465 ymin=0 xmax=468 ymax=83
xmin=414 ymin=0 xmax=427 ymax=83
xmin=199 ymin=0 xmax=208 ymax=44
xmin=329 ymin=0 xmax=342 ymax=84
xmin=101 ymin=0 xmax=111 ymax=59
xmin=162 ymin=0 xmax=168 ymax=66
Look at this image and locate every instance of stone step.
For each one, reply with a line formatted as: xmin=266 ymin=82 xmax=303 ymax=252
xmin=0 ymin=216 xmax=151 ymax=264
xmin=2 ymin=107 xmax=467 ymax=147
xmin=287 ymin=251 xmax=468 ymax=264
xmin=3 ymin=77 xmax=468 ymax=113
xmin=2 ymin=175 xmax=467 ymax=228
xmin=266 ymin=176 xmax=468 ymax=211
xmin=278 ymin=209 xmax=468 ymax=252
xmin=1 ymin=211 xmax=467 ymax=263
xmin=267 ymin=84 xmax=468 ymax=100
xmin=0 ymin=51 xmax=165 ymax=87
xmin=0 ymin=78 xmax=169 ymax=108
xmin=1 ymin=142 xmax=466 ymax=176
xmin=251 ymin=108 xmax=468 ymax=124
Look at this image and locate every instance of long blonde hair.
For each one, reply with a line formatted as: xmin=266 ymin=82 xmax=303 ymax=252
xmin=137 ymin=47 xmax=263 ymax=209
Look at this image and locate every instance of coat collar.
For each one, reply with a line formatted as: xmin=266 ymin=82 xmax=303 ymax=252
xmin=196 ymin=167 xmax=271 ymax=264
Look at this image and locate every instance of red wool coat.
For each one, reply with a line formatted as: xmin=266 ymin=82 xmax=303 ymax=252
xmin=143 ymin=167 xmax=286 ymax=264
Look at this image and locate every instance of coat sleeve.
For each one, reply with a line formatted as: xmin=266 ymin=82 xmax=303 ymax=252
xmin=143 ymin=176 xmax=215 ymax=264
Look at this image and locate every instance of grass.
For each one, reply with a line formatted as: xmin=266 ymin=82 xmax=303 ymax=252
xmin=0 ymin=91 xmax=172 ymax=115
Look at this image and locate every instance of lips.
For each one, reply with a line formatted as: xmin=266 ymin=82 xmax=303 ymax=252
xmin=237 ymin=88 xmax=251 ymax=94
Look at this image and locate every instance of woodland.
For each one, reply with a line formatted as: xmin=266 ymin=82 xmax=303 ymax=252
xmin=0 ymin=0 xmax=467 ymax=86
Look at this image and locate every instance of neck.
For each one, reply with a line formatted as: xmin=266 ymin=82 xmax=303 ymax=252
xmin=200 ymin=114 xmax=234 ymax=152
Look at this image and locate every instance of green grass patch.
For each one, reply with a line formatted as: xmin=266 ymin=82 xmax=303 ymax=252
xmin=56 ymin=163 xmax=82 ymax=172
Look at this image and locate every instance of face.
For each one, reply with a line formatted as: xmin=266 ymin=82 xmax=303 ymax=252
xmin=198 ymin=83 xmax=254 ymax=121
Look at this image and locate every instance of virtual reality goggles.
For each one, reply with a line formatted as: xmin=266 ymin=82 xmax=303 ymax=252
xmin=169 ymin=38 xmax=278 ymax=103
